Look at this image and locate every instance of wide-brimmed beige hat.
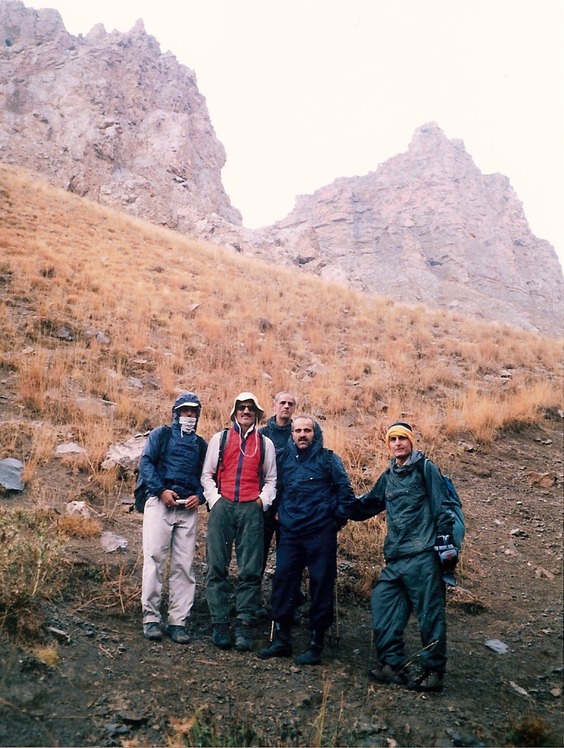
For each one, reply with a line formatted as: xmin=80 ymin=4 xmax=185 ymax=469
xmin=229 ymin=391 xmax=265 ymax=422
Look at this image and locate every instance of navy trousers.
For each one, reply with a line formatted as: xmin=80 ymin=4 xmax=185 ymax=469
xmin=271 ymin=525 xmax=337 ymax=631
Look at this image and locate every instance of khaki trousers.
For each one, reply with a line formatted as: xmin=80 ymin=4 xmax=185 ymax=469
xmin=142 ymin=496 xmax=198 ymax=626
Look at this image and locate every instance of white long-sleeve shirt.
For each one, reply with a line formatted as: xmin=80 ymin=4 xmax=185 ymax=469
xmin=201 ymin=426 xmax=277 ymax=511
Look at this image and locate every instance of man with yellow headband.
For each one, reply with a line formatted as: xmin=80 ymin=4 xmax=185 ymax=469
xmin=351 ymin=421 xmax=456 ymax=692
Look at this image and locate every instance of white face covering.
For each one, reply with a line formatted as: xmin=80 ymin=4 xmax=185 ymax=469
xmin=179 ymin=415 xmax=197 ymax=434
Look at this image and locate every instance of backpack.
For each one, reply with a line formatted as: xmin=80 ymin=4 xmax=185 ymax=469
xmin=419 ymin=458 xmax=465 ymax=549
xmin=134 ymin=427 xmax=206 ymax=513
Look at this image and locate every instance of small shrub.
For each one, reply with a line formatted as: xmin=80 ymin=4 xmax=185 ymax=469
xmin=70 ymin=557 xmax=141 ymax=616
xmin=31 ymin=644 xmax=60 ymax=667
xmin=58 ymin=515 xmax=102 ymax=538
xmin=0 ymin=507 xmax=69 ymax=637
xmin=168 ymin=704 xmax=283 ymax=747
xmin=507 ymin=714 xmax=555 ymax=746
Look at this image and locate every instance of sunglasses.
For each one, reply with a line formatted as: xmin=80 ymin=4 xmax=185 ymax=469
xmin=236 ymin=403 xmax=257 ymax=412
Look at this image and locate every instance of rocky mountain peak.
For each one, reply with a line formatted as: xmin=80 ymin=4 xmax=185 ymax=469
xmin=405 ymin=122 xmax=479 ymax=176
xmin=0 ymin=1 xmax=561 ymax=335
xmin=250 ymin=123 xmax=563 ymax=335
xmin=0 ymin=0 xmax=241 ymax=231
xmin=2 ymin=0 xmax=67 ymax=46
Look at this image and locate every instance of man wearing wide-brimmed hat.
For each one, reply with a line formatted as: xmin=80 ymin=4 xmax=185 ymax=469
xmin=201 ymin=392 xmax=276 ymax=652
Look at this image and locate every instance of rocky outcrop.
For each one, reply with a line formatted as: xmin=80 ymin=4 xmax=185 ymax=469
xmin=1 ymin=2 xmax=561 ymax=335
xmin=0 ymin=0 xmax=241 ymax=231
xmin=256 ymin=123 xmax=563 ymax=335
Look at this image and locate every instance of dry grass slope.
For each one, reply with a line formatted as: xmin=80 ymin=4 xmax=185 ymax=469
xmin=1 ymin=163 xmax=562 ymax=583
xmin=1 ymin=163 xmax=561 ymax=478
xmin=0 ymin=163 xmax=562 ymax=746
xmin=0 ymin=163 xmax=561 ymax=586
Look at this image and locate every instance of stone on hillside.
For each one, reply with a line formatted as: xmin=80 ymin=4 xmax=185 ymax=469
xmin=102 ymin=432 xmax=149 ymax=473
xmin=65 ymin=500 xmax=92 ymax=517
xmin=528 ymin=471 xmax=557 ymax=488
xmin=141 ymin=375 xmax=160 ymax=389
xmin=75 ymin=397 xmax=116 ymax=417
xmin=100 ymin=531 xmax=128 ymax=552
xmin=484 ymin=639 xmax=509 ymax=654
xmin=0 ymin=457 xmax=24 ymax=491
xmin=55 ymin=442 xmax=85 ymax=455
xmin=535 ymin=567 xmax=555 ymax=580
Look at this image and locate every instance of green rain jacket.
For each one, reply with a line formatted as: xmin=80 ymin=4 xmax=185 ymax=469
xmin=351 ymin=450 xmax=454 ymax=561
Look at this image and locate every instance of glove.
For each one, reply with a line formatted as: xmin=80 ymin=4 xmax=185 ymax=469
xmin=434 ymin=534 xmax=458 ymax=586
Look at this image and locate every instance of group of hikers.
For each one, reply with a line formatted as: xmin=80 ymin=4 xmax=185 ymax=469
xmin=137 ymin=389 xmax=460 ymax=693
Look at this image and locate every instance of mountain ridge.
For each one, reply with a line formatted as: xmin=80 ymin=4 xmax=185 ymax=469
xmin=254 ymin=122 xmax=563 ymax=334
xmin=1 ymin=0 xmax=562 ymax=335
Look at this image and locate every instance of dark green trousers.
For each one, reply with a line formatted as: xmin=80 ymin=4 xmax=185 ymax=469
xmin=371 ymin=550 xmax=447 ymax=672
xmin=205 ymin=497 xmax=264 ymax=625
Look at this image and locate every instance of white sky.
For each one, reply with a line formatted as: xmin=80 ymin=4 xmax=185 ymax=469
xmin=26 ymin=0 xmax=564 ymax=269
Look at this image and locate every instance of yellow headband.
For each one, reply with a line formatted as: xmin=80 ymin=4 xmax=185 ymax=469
xmin=385 ymin=424 xmax=415 ymax=448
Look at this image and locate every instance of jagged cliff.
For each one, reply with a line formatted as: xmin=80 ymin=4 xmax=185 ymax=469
xmin=1 ymin=1 xmax=562 ymax=335
xmin=255 ymin=123 xmax=563 ymax=334
xmin=0 ymin=0 xmax=241 ymax=230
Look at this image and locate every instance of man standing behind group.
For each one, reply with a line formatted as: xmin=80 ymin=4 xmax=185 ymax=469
xmin=258 ymin=415 xmax=355 ymax=665
xmin=259 ymin=391 xmax=296 ymax=574
xmin=201 ymin=392 xmax=276 ymax=652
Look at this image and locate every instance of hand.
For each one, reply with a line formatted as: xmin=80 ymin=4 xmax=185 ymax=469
xmin=160 ymin=489 xmax=178 ymax=508
xmin=184 ymin=494 xmax=200 ymax=510
xmin=256 ymin=497 xmax=263 ymax=508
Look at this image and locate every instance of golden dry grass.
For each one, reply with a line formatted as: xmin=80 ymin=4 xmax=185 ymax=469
xmin=0 ymin=161 xmax=562 ymax=497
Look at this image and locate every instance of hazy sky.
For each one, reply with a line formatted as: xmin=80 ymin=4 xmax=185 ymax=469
xmin=26 ymin=0 xmax=564 ymax=268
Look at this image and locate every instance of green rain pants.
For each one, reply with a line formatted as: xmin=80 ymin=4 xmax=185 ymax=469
xmin=371 ymin=549 xmax=447 ymax=673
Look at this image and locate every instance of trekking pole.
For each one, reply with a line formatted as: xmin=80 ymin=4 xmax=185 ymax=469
xmin=401 ymin=639 xmax=440 ymax=672
xmin=333 ymin=582 xmax=340 ymax=645
xmin=329 ymin=581 xmax=340 ymax=646
xmin=269 ymin=620 xmax=275 ymax=642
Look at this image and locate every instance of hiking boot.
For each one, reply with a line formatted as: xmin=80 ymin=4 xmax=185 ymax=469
xmin=368 ymin=663 xmax=408 ymax=686
xmin=257 ymin=637 xmax=293 ymax=659
xmin=165 ymin=624 xmax=191 ymax=644
xmin=212 ymin=623 xmax=233 ymax=650
xmin=234 ymin=623 xmax=253 ymax=652
xmin=294 ymin=644 xmax=322 ymax=665
xmin=257 ymin=622 xmax=292 ymax=659
xmin=253 ymin=606 xmax=270 ymax=621
xmin=143 ymin=622 xmax=162 ymax=641
xmin=409 ymin=669 xmax=444 ymax=693
xmin=294 ymin=628 xmax=324 ymax=666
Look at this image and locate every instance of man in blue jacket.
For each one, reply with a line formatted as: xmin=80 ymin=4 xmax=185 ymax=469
xmin=139 ymin=391 xmax=207 ymax=644
xmin=351 ymin=421 xmax=456 ymax=692
xmin=258 ymin=391 xmax=296 ymax=578
xmin=257 ymin=415 xmax=355 ymax=665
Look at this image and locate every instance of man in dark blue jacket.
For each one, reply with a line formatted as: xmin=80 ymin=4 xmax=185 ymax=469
xmin=351 ymin=421 xmax=456 ymax=692
xmin=257 ymin=415 xmax=355 ymax=665
xmin=139 ymin=391 xmax=207 ymax=644
xmin=258 ymin=391 xmax=296 ymax=578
